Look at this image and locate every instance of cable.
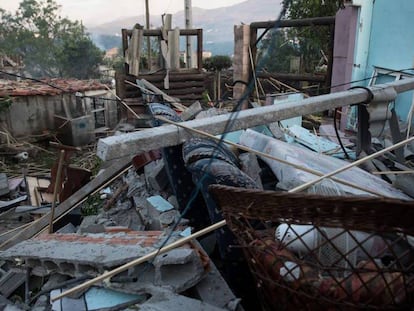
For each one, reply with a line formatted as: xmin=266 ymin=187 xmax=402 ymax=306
xmin=139 ymin=1 xmax=291 ymax=282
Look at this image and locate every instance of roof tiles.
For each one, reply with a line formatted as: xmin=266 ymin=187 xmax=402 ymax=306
xmin=0 ymin=78 xmax=108 ymax=97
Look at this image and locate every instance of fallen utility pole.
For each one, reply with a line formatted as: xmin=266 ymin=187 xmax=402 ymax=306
xmin=97 ymin=78 xmax=414 ymax=161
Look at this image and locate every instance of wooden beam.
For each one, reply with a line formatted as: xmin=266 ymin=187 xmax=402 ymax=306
xmin=0 ymin=157 xmax=132 ymax=250
xmin=250 ymin=16 xmax=336 ymax=30
xmin=97 ymin=78 xmax=414 ymax=161
xmin=126 ymin=28 xmax=201 ymax=37
xmin=258 ymin=72 xmax=326 ymax=82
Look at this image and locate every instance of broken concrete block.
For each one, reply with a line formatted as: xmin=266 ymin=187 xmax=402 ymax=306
xmin=239 ymin=152 xmax=264 ymax=190
xmin=152 ymin=247 xmax=205 ymax=291
xmin=167 ymin=195 xmax=179 ymax=209
xmin=159 ymin=210 xmax=180 ymax=227
xmin=0 ymin=231 xmax=207 ymax=293
xmin=77 ymin=215 xmax=105 ymax=234
xmin=0 ymin=271 xmax=26 ymax=298
xmin=0 ymin=173 xmax=9 ymax=197
xmin=144 ymin=160 xmax=168 ymax=191
xmin=180 ymin=101 xmax=203 ymax=121
xmin=143 ymin=196 xmax=172 ymax=228
xmin=142 ymin=195 xmax=175 ymax=230
xmin=56 ymin=223 xmax=76 ymax=234
xmin=125 ymin=171 xmax=146 ymax=198
xmin=146 ymin=195 xmax=174 ymax=213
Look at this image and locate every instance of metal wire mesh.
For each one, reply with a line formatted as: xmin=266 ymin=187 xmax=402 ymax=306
xmin=209 ymin=185 xmax=414 ymax=310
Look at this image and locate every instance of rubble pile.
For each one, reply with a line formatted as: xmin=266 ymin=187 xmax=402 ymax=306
xmin=1 ymin=82 xmax=414 ymax=310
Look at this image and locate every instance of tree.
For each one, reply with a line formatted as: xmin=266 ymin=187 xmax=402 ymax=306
xmin=283 ymin=0 xmax=344 ymax=73
xmin=203 ymin=55 xmax=232 ymax=104
xmin=0 ymin=0 xmax=103 ymax=79
xmin=257 ymin=29 xmax=300 ymax=73
xmin=258 ymin=0 xmax=344 ymax=74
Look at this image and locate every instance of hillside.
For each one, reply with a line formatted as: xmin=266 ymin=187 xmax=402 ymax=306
xmin=88 ymin=0 xmax=283 ymax=55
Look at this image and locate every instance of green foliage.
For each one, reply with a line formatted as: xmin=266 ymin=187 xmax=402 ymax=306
xmin=81 ymin=193 xmax=102 ymax=216
xmin=259 ymin=0 xmax=343 ymax=74
xmin=0 ymin=96 xmax=13 ymax=114
xmin=258 ymin=29 xmax=300 ymax=73
xmin=0 ymin=0 xmax=103 ymax=78
xmin=203 ymin=55 xmax=232 ymax=72
xmin=282 ymin=0 xmax=343 ymax=72
xmin=284 ymin=0 xmax=344 ymax=19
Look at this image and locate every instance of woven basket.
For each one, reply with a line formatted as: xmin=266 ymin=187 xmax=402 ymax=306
xmin=209 ymin=185 xmax=414 ymax=310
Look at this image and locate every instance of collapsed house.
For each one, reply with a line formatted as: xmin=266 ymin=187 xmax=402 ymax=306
xmin=1 ymin=1 xmax=414 ymax=310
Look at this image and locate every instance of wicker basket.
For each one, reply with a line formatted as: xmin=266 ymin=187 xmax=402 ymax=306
xmin=209 ymin=185 xmax=414 ymax=310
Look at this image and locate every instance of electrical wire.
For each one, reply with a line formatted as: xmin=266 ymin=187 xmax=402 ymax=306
xmin=129 ymin=8 xmax=414 ymax=285
xmin=140 ymin=0 xmax=291 ymax=282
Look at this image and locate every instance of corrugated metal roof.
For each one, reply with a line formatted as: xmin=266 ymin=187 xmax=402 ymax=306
xmin=0 ymin=78 xmax=107 ymax=97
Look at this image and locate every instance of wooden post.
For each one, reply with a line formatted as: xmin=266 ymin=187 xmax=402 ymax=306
xmin=233 ymin=24 xmax=251 ymax=109
xmin=48 ymin=150 xmax=65 ymax=233
xmin=121 ymin=29 xmax=129 ymax=74
xmin=145 ymin=0 xmax=151 ymax=71
xmin=197 ymin=29 xmax=203 ymax=70
xmin=168 ymin=28 xmax=180 ymax=70
xmin=185 ymin=0 xmax=193 ymax=68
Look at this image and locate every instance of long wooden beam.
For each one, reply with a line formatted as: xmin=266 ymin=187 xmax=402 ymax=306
xmin=97 ymin=78 xmax=414 ymax=161
xmin=250 ymin=16 xmax=335 ymax=29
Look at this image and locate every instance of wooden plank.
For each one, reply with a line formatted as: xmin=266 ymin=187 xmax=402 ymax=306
xmin=0 ymin=157 xmax=132 ymax=250
xmin=140 ymin=79 xmax=180 ymax=103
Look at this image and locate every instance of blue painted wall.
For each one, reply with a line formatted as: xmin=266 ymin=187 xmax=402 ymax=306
xmin=364 ymin=0 xmax=414 ymax=120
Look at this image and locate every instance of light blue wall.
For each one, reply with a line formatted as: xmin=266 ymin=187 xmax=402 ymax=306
xmin=364 ymin=0 xmax=414 ymax=121
xmin=368 ymin=1 xmax=414 ymax=73
xmin=351 ymin=0 xmax=374 ymax=83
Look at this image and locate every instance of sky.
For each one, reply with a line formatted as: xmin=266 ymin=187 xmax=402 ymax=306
xmin=1 ymin=0 xmax=247 ymax=26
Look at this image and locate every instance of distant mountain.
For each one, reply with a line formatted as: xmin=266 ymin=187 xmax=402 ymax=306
xmin=88 ymin=0 xmax=283 ymax=55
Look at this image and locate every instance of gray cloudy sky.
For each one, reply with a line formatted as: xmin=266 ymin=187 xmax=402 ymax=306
xmin=1 ymin=0 xmax=246 ymax=25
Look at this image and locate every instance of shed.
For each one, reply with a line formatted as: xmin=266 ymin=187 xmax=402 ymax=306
xmin=0 ymin=79 xmax=119 ymax=146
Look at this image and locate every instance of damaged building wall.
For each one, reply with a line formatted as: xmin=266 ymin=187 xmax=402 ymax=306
xmin=332 ymin=0 xmax=414 ymax=128
xmin=0 ymin=88 xmax=118 ymax=145
xmin=366 ymin=0 xmax=414 ymax=120
xmin=0 ymin=94 xmax=70 ymax=139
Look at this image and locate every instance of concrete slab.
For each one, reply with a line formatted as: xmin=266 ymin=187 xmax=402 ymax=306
xmin=0 ymin=231 xmax=208 ymax=292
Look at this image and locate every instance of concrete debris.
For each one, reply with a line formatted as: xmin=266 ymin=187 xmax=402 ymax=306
xmin=240 ymin=129 xmax=411 ymax=199
xmin=0 ymin=174 xmax=10 ymax=197
xmin=181 ymin=101 xmax=203 ymax=121
xmin=239 ymin=152 xmax=264 ymax=190
xmin=49 ymin=285 xmax=228 ymax=311
xmin=4 ymin=83 xmax=414 ymax=311
xmin=0 ymin=231 xmax=208 ymax=293
xmin=144 ymin=160 xmax=169 ymax=191
xmin=0 ymin=269 xmax=26 ymax=298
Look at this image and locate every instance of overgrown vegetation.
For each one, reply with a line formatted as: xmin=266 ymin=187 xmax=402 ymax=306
xmin=0 ymin=0 xmax=104 ymax=78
